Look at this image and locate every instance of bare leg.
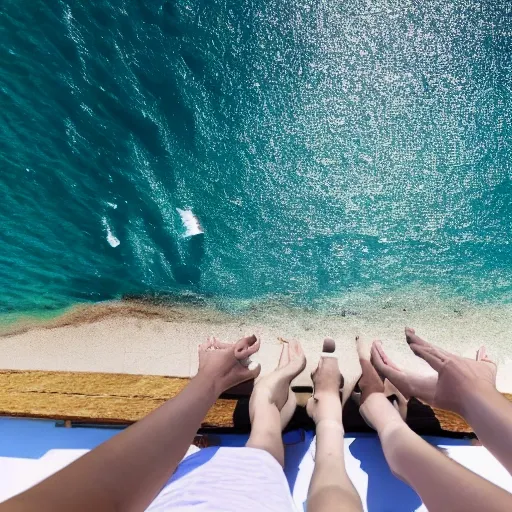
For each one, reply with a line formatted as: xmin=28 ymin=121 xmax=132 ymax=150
xmin=246 ymin=341 xmax=306 ymax=467
xmin=1 ymin=335 xmax=262 ymax=512
xmin=306 ymin=338 xmax=363 ymax=512
xmin=358 ymin=339 xmax=512 ymax=512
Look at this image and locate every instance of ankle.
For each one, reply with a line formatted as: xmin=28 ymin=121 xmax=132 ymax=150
xmin=314 ymin=389 xmax=341 ymax=400
xmin=311 ymin=396 xmax=342 ymax=425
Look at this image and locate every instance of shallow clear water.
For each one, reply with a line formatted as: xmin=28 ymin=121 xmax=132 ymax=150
xmin=0 ymin=0 xmax=511 ymax=316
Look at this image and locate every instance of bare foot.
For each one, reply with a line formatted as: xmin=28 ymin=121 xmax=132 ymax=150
xmin=249 ymin=340 xmax=306 ymax=426
xmin=306 ymin=338 xmax=344 ymax=425
xmin=371 ymin=327 xmax=497 ymax=416
xmin=246 ymin=340 xmax=306 ymax=466
xmin=356 ymin=336 xmax=385 ymax=405
xmin=198 ymin=334 xmax=261 ymax=394
xmin=354 ymin=336 xmax=408 ymax=421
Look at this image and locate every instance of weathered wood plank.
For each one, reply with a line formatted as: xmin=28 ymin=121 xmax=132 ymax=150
xmin=0 ymin=370 xmax=509 ymax=432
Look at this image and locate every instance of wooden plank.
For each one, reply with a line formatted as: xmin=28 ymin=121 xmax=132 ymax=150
xmin=0 ymin=370 xmax=509 ymax=432
xmin=0 ymin=391 xmax=236 ymax=426
xmin=0 ymin=370 xmax=190 ymax=399
xmin=0 ymin=370 xmax=235 ymax=427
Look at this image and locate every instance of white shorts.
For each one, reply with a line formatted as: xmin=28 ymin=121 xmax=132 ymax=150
xmin=146 ymin=447 xmax=298 ymax=512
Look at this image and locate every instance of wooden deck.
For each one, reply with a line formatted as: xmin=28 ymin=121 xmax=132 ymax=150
xmin=0 ymin=370 xmax=508 ymax=432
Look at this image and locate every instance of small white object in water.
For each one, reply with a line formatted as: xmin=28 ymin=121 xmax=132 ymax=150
xmin=106 ymin=202 xmax=118 ymax=209
xmin=102 ymin=217 xmax=120 ymax=248
xmin=177 ymin=208 xmax=203 ymax=237
xmin=107 ymin=232 xmax=121 ymax=248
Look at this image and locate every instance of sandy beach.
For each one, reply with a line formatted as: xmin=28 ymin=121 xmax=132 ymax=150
xmin=1 ymin=296 xmax=512 ymax=393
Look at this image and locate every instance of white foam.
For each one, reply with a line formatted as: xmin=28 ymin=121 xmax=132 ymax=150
xmin=101 ymin=217 xmax=120 ymax=248
xmin=176 ymin=208 xmax=203 ymax=237
xmin=106 ymin=233 xmax=120 ymax=248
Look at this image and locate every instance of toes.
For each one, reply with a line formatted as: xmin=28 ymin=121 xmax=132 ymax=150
xmin=322 ymin=337 xmax=336 ymax=353
xmin=476 ymin=345 xmax=496 ymax=366
xmin=405 ymin=327 xmax=429 ymax=348
xmin=290 ymin=339 xmax=303 ymax=355
xmin=278 ymin=341 xmax=290 ymax=369
xmin=370 ymin=342 xmax=385 ymax=373
xmin=240 ymin=334 xmax=258 ymax=346
xmin=213 ymin=336 xmax=229 ymax=349
xmin=198 ymin=338 xmax=210 ymax=351
xmin=356 ymin=336 xmax=372 ymax=361
xmin=234 ymin=335 xmax=260 ymax=360
xmin=288 ymin=340 xmax=307 ymax=373
xmin=476 ymin=345 xmax=487 ymax=361
xmin=372 ymin=341 xmax=402 ymax=372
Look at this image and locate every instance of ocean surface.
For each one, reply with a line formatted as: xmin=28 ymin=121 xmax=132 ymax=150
xmin=0 ymin=0 xmax=511 ymax=319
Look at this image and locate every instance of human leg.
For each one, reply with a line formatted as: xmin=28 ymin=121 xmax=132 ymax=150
xmin=306 ymin=338 xmax=363 ymax=512
xmin=245 ymin=340 xmax=306 ymax=467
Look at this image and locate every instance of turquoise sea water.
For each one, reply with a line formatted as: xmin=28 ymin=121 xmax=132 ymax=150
xmin=0 ymin=0 xmax=511 ymax=317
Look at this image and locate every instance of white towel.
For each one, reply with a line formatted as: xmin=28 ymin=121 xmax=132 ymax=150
xmin=146 ymin=447 xmax=297 ymax=512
